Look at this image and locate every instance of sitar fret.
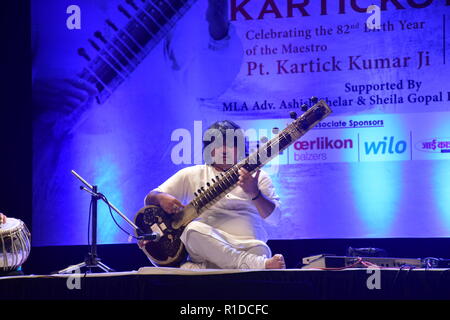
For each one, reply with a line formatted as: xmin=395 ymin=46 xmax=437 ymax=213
xmin=129 ymin=9 xmax=156 ymax=36
xmin=104 ymin=42 xmax=135 ymax=73
xmin=143 ymin=2 xmax=169 ymax=27
xmin=136 ymin=10 xmax=160 ymax=35
xmin=153 ymin=0 xmax=177 ymax=18
xmin=99 ymin=49 xmax=128 ymax=77
xmin=125 ymin=18 xmax=154 ymax=48
xmin=110 ymin=37 xmax=140 ymax=65
xmin=90 ymin=57 xmax=120 ymax=88
xmin=117 ymin=29 xmax=144 ymax=57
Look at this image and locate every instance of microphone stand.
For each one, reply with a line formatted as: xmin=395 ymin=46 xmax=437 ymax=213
xmin=57 ymin=170 xmax=149 ymax=274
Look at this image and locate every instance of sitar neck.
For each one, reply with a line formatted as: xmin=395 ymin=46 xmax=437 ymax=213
xmin=78 ymin=0 xmax=196 ymax=104
xmin=189 ymin=100 xmax=332 ymax=214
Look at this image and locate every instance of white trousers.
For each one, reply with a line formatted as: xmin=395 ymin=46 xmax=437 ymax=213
xmin=182 ymin=229 xmax=271 ymax=269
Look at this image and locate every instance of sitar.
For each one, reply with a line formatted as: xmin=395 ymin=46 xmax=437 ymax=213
xmin=134 ymin=99 xmax=333 ymax=267
xmin=51 ymin=0 xmax=197 ymax=137
xmin=78 ymin=0 xmax=196 ymax=104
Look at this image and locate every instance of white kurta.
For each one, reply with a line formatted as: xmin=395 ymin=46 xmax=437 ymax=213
xmin=153 ymin=164 xmax=282 ymax=265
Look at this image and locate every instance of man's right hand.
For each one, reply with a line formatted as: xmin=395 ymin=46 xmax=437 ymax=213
xmin=157 ymin=193 xmax=185 ymax=214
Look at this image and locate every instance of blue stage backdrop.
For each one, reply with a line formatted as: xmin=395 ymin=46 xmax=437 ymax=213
xmin=32 ymin=0 xmax=450 ymax=246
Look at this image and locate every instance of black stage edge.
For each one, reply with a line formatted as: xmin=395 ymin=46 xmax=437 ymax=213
xmin=1 ymin=266 xmax=449 ymax=301
xmin=6 ymin=238 xmax=445 ymax=301
xmin=23 ymin=238 xmax=450 ymax=275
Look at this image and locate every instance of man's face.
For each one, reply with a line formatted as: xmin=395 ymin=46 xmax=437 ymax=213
xmin=203 ymin=127 xmax=246 ymax=170
xmin=211 ymin=143 xmax=238 ymax=169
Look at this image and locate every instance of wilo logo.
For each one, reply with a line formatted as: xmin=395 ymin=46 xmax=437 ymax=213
xmin=364 ymin=136 xmax=407 ymax=155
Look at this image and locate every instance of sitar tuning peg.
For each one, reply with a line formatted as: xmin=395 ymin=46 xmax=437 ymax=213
xmin=301 ymin=104 xmax=308 ymax=112
xmin=118 ymin=5 xmax=132 ymax=19
xmin=106 ymin=19 xmax=119 ymax=32
xmin=77 ymin=48 xmax=91 ymax=61
xmin=94 ymin=31 xmax=107 ymax=44
xmin=272 ymin=127 xmax=279 ymax=134
xmin=310 ymin=96 xmax=319 ymax=104
xmin=125 ymin=0 xmax=139 ymax=10
xmin=290 ymin=111 xmax=298 ymax=119
xmin=88 ymin=39 xmax=100 ymax=51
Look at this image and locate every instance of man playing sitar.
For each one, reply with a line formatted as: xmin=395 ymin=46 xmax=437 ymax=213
xmin=139 ymin=120 xmax=286 ymax=269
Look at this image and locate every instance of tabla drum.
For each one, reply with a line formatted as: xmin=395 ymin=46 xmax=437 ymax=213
xmin=0 ymin=218 xmax=31 ymax=272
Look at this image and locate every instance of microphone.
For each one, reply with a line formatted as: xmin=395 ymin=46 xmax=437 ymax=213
xmin=137 ymin=230 xmax=161 ymax=242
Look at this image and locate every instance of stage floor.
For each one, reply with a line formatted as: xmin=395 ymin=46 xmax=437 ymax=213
xmin=1 ymin=267 xmax=449 ymax=300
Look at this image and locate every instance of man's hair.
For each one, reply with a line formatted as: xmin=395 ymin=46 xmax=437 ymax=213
xmin=203 ymin=120 xmax=249 ymax=158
